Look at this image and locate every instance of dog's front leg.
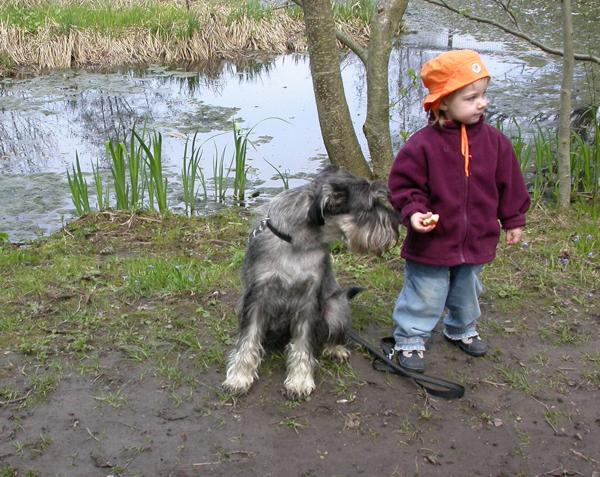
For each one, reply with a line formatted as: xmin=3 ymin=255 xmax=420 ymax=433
xmin=223 ymin=299 xmax=265 ymax=395
xmin=284 ymin=319 xmax=317 ymax=400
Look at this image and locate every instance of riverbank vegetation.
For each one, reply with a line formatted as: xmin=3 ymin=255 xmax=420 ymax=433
xmin=65 ymin=116 xmax=600 ymax=221
xmin=0 ymin=0 xmax=371 ymax=76
xmin=0 ymin=0 xmax=300 ymax=75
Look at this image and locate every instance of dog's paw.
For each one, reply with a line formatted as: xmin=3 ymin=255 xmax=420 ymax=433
xmin=283 ymin=373 xmax=315 ymax=400
xmin=322 ymin=344 xmax=351 ymax=362
xmin=222 ymin=372 xmax=255 ymax=395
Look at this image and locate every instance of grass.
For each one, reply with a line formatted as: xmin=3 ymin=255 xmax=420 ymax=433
xmin=135 ymin=130 xmax=168 ymax=214
xmin=0 ymin=1 xmax=201 ymax=38
xmin=71 ymin=121 xmax=283 ymax=217
xmin=0 ymin=205 xmax=597 ymax=414
xmin=0 ymin=203 xmax=598 ymax=475
xmin=0 ymin=0 xmax=309 ymax=73
xmin=182 ymin=131 xmax=207 ymax=216
xmin=93 ymin=389 xmax=128 ymax=408
xmin=66 ymin=152 xmax=91 ymax=216
xmin=232 ymin=121 xmax=250 ymax=202
xmin=227 ymin=0 xmax=273 ymax=23
xmin=494 ymin=364 xmax=536 ymax=394
xmin=505 ymin=116 xmax=600 ymax=211
xmin=332 ymin=0 xmax=377 ymax=25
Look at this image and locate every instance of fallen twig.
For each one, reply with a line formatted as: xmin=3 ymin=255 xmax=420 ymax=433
xmin=530 ymin=396 xmax=561 ymax=434
xmin=481 ymin=379 xmax=506 ymax=387
xmin=192 ymin=450 xmax=255 ymax=466
xmin=86 ymin=427 xmax=100 ymax=441
xmin=570 ymin=448 xmax=599 ymax=465
xmin=0 ymin=389 xmax=32 ymax=406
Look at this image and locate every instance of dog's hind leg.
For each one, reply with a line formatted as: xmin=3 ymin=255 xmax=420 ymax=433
xmin=223 ymin=295 xmax=266 ymax=395
xmin=284 ymin=318 xmax=318 ymax=399
xmin=322 ymin=287 xmax=364 ymax=362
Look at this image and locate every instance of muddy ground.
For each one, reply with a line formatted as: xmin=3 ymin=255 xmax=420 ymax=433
xmin=2 ymin=311 xmax=600 ymax=476
xmin=1 ymin=212 xmax=599 ymax=477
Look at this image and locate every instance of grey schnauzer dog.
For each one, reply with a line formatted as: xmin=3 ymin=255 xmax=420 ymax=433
xmin=222 ymin=166 xmax=400 ymax=399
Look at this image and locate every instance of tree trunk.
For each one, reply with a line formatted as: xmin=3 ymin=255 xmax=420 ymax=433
xmin=301 ymin=0 xmax=373 ymax=178
xmin=558 ymin=0 xmax=574 ymax=209
xmin=363 ymin=0 xmax=409 ymax=179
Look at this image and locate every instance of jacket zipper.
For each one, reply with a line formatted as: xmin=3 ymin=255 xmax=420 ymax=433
xmin=460 ymin=174 xmax=469 ymax=263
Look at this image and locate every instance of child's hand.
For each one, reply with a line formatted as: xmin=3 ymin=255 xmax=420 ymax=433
xmin=506 ymin=227 xmax=523 ymax=245
xmin=410 ymin=212 xmax=438 ymax=233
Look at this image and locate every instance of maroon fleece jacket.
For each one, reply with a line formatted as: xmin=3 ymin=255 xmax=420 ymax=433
xmin=388 ymin=118 xmax=531 ymax=266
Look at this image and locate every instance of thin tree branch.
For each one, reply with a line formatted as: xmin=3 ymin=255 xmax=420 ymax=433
xmin=492 ymin=0 xmax=519 ymax=28
xmin=422 ymin=0 xmax=600 ymax=64
xmin=289 ymin=0 xmax=368 ymax=64
xmin=335 ymin=27 xmax=369 ymax=64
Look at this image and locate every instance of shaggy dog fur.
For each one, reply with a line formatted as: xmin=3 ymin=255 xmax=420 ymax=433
xmin=223 ymin=166 xmax=400 ymax=399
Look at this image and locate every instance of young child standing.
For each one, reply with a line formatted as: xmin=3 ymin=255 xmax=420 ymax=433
xmin=388 ymin=50 xmax=530 ymax=372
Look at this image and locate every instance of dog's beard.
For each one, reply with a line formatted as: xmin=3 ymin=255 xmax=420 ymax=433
xmin=334 ymin=212 xmax=399 ymax=255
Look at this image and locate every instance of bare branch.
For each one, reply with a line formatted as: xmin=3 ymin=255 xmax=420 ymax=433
xmin=491 ymin=0 xmax=519 ymax=28
xmin=423 ymin=0 xmax=600 ymax=64
xmin=289 ymin=0 xmax=368 ymax=64
xmin=336 ymin=28 xmax=369 ymax=64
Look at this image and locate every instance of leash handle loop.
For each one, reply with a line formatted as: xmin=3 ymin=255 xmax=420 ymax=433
xmin=346 ymin=329 xmax=465 ymax=400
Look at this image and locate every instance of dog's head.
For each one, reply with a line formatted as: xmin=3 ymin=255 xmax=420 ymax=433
xmin=307 ymin=166 xmax=401 ymax=254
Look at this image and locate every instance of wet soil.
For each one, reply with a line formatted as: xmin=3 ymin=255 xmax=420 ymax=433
xmin=2 ymin=308 xmax=599 ymax=476
xmin=0 ymin=211 xmax=599 ymax=476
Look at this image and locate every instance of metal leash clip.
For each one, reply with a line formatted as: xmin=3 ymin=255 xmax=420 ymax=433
xmin=249 ymin=217 xmax=271 ymax=241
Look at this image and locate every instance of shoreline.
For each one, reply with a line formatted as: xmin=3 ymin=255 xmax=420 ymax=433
xmin=0 ymin=3 xmax=370 ymax=78
xmin=0 ymin=14 xmax=306 ymax=77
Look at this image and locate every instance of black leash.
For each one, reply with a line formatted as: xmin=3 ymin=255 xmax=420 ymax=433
xmin=346 ymin=329 xmax=465 ymax=400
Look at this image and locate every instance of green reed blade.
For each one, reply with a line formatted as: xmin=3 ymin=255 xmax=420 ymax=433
xmin=91 ymin=159 xmax=105 ymax=211
xmin=107 ymin=140 xmax=129 ymax=210
xmin=66 ymin=152 xmax=91 ymax=216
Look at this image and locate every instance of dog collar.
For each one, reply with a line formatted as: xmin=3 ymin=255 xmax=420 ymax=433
xmin=250 ymin=217 xmax=293 ymax=244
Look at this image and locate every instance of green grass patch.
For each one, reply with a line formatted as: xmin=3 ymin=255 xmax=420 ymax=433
xmin=332 ymin=0 xmax=376 ymax=25
xmin=0 ymin=1 xmax=201 ymax=38
xmin=227 ymin=0 xmax=273 ymax=23
xmin=0 ymin=204 xmax=598 ymax=409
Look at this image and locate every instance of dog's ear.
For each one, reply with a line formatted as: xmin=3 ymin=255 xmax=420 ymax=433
xmin=307 ymin=194 xmax=326 ymax=226
xmin=307 ymin=183 xmax=349 ymax=226
xmin=346 ymin=286 xmax=365 ymax=300
xmin=369 ymin=181 xmax=391 ymax=207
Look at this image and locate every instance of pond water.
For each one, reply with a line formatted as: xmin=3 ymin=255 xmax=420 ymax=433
xmin=0 ymin=0 xmax=598 ymax=242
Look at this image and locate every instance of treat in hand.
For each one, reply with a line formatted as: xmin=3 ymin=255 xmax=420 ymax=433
xmin=422 ymin=214 xmax=439 ymax=226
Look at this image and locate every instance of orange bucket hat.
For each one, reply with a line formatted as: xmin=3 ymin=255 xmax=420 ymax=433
xmin=421 ymin=49 xmax=490 ymax=112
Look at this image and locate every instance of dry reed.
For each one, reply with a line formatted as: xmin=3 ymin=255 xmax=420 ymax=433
xmin=0 ymin=3 xmax=310 ymax=74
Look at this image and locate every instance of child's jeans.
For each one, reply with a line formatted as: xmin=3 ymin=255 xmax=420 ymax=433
xmin=392 ymin=260 xmax=483 ymax=351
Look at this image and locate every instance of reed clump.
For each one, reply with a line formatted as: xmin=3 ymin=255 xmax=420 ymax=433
xmin=0 ymin=0 xmax=308 ymax=74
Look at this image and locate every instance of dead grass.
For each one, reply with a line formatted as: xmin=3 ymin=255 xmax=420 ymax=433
xmin=0 ymin=0 xmax=375 ymax=74
xmin=0 ymin=2 xmax=308 ymax=73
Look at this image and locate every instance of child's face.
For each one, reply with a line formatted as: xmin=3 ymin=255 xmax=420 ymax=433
xmin=440 ymin=78 xmax=490 ymax=125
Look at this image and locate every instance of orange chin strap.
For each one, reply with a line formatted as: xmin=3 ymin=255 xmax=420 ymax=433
xmin=460 ymin=123 xmax=470 ymax=177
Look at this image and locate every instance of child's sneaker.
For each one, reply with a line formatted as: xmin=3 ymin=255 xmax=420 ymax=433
xmin=397 ymin=349 xmax=425 ymax=373
xmin=445 ymin=334 xmax=488 ymax=357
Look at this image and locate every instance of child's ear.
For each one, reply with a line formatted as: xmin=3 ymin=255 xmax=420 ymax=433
xmin=439 ymin=100 xmax=448 ymax=111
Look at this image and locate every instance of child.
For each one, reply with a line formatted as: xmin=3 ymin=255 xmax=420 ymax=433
xmin=388 ymin=50 xmax=530 ymax=372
